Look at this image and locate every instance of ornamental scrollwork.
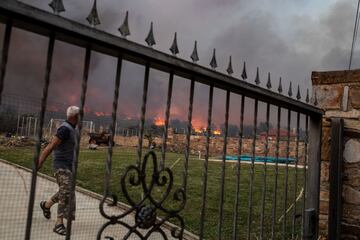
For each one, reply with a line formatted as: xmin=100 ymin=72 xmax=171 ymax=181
xmin=97 ymin=151 xmax=186 ymax=240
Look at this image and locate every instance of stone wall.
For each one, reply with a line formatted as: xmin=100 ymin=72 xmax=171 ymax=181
xmin=114 ymin=133 xmax=305 ymax=163
xmin=312 ymin=69 xmax=360 ymax=239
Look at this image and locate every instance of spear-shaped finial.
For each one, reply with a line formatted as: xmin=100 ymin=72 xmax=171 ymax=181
xmin=255 ymin=67 xmax=260 ymax=85
xmin=241 ymin=62 xmax=247 ymax=80
xmin=190 ymin=41 xmax=199 ymax=63
xmin=169 ymin=32 xmax=179 ymax=56
xmin=227 ymin=56 xmax=234 ymax=75
xmin=49 ymin=0 xmax=65 ymax=15
xmin=119 ymin=11 xmax=130 ymax=38
xmin=145 ymin=22 xmax=156 ymax=47
xmin=314 ymin=90 xmax=318 ymax=106
xmin=86 ymin=0 xmax=101 ymax=27
xmin=288 ymin=81 xmax=293 ymax=97
xmin=278 ymin=77 xmax=283 ymax=93
xmin=306 ymin=89 xmax=310 ymax=103
xmin=210 ymin=49 xmax=217 ymax=69
xmin=296 ymin=85 xmax=301 ymax=100
xmin=266 ymin=72 xmax=272 ymax=89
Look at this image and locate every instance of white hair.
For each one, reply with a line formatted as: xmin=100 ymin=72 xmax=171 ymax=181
xmin=66 ymin=106 xmax=80 ymax=118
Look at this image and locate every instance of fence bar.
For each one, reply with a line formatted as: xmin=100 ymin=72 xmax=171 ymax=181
xmin=217 ymin=90 xmax=230 ymax=239
xmin=282 ymin=109 xmax=291 ymax=239
xmin=231 ymin=94 xmax=245 ymax=240
xmin=328 ymin=118 xmax=344 ymax=239
xmin=16 ymin=113 xmax=20 ymax=136
xmin=160 ymin=71 xmax=174 ymax=170
xmin=305 ymin=114 xmax=322 ymax=240
xmin=302 ymin=115 xmax=309 ymax=237
xmin=29 ymin=118 xmax=32 ymax=136
xmin=247 ymin=99 xmax=258 ymax=240
xmin=303 ymin=208 xmax=316 ymax=240
xmin=21 ymin=116 xmax=25 ymax=136
xmin=66 ymin=46 xmax=91 ymax=240
xmin=137 ymin=62 xmax=150 ymax=167
xmin=199 ymin=85 xmax=214 ymax=240
xmin=182 ymin=79 xmax=195 ymax=191
xmin=260 ymin=102 xmax=271 ymax=239
xmin=24 ymin=117 xmax=29 ymax=136
xmin=0 ymin=18 xmax=12 ymax=105
xmin=101 ymin=55 xmax=123 ymax=212
xmin=24 ymin=117 xmax=27 ymax=136
xmin=25 ymin=117 xmax=29 ymax=136
xmin=33 ymin=118 xmax=38 ymax=137
xmin=271 ymin=106 xmax=282 ymax=239
xmin=24 ymin=33 xmax=55 ymax=240
xmin=291 ymin=112 xmax=301 ymax=238
xmin=49 ymin=119 xmax=53 ymax=137
xmin=27 ymin=117 xmax=31 ymax=136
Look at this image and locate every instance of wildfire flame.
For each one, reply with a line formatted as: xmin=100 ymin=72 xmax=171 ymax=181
xmin=154 ymin=117 xmax=165 ymax=126
xmin=213 ymin=129 xmax=221 ymax=135
xmin=194 ymin=127 xmax=206 ymax=134
xmin=193 ymin=126 xmax=221 ymax=135
xmin=94 ymin=111 xmax=110 ymax=117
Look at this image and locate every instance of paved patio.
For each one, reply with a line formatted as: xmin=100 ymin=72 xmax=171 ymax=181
xmin=0 ymin=159 xmax=181 ymax=240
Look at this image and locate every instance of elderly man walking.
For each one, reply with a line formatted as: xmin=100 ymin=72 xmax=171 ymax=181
xmin=37 ymin=106 xmax=79 ymax=236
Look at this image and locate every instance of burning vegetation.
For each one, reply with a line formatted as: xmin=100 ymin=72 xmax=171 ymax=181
xmin=153 ymin=117 xmax=165 ymax=126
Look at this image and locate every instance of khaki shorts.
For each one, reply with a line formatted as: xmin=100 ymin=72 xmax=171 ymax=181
xmin=51 ymin=169 xmax=76 ymax=220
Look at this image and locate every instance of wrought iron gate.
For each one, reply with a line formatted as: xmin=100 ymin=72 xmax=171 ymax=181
xmin=0 ymin=1 xmax=323 ymax=239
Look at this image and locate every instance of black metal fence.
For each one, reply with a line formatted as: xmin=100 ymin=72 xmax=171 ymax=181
xmin=0 ymin=1 xmax=323 ymax=239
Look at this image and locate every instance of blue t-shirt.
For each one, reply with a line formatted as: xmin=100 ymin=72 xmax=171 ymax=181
xmin=56 ymin=126 xmax=71 ymax=141
xmin=53 ymin=121 xmax=76 ymax=171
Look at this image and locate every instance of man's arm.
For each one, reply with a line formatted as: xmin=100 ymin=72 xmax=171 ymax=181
xmin=37 ymin=136 xmax=62 ymax=170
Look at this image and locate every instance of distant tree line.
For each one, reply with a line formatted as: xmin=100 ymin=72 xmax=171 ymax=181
xmin=0 ymin=105 xmax=19 ymax=134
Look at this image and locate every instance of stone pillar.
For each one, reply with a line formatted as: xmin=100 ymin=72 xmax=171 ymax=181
xmin=312 ymin=69 xmax=360 ymax=239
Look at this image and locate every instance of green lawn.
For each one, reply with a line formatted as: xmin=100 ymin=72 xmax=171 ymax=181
xmin=0 ymin=146 xmax=305 ymax=239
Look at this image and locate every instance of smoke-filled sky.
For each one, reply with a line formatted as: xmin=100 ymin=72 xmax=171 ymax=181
xmin=1 ymin=0 xmax=360 ymax=128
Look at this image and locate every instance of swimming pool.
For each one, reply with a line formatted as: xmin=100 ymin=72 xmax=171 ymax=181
xmin=225 ymin=155 xmax=295 ymax=164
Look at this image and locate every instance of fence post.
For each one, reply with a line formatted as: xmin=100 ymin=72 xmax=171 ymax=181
xmin=16 ymin=114 xmax=20 ymax=136
xmin=306 ymin=114 xmax=322 ymax=239
xmin=328 ymin=118 xmax=344 ymax=239
xmin=33 ymin=118 xmax=37 ymax=138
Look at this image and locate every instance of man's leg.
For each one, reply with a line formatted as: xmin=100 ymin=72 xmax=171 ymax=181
xmin=40 ymin=182 xmax=60 ymax=219
xmin=44 ymin=191 xmax=59 ymax=209
xmin=51 ymin=169 xmax=71 ymax=235
xmin=52 ymin=191 xmax=63 ymax=226
xmin=56 ymin=169 xmax=72 ymax=225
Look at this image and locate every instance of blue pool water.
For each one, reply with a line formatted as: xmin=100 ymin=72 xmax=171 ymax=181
xmin=225 ymin=155 xmax=295 ymax=164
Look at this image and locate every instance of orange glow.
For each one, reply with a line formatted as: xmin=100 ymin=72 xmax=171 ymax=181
xmin=67 ymin=94 xmax=77 ymax=104
xmin=213 ymin=129 xmax=221 ymax=135
xmin=94 ymin=111 xmax=110 ymax=117
xmin=194 ymin=126 xmax=206 ymax=134
xmin=192 ymin=118 xmax=206 ymax=129
xmin=154 ymin=117 xmax=165 ymax=126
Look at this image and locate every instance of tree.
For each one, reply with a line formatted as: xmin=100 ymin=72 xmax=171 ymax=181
xmin=220 ymin=124 xmax=239 ymax=137
xmin=257 ymin=122 xmax=273 ymax=133
xmin=0 ymin=105 xmax=20 ymax=134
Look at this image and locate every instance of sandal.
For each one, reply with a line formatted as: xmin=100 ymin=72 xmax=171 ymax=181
xmin=53 ymin=223 xmax=67 ymax=236
xmin=40 ymin=201 xmax=51 ymax=219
